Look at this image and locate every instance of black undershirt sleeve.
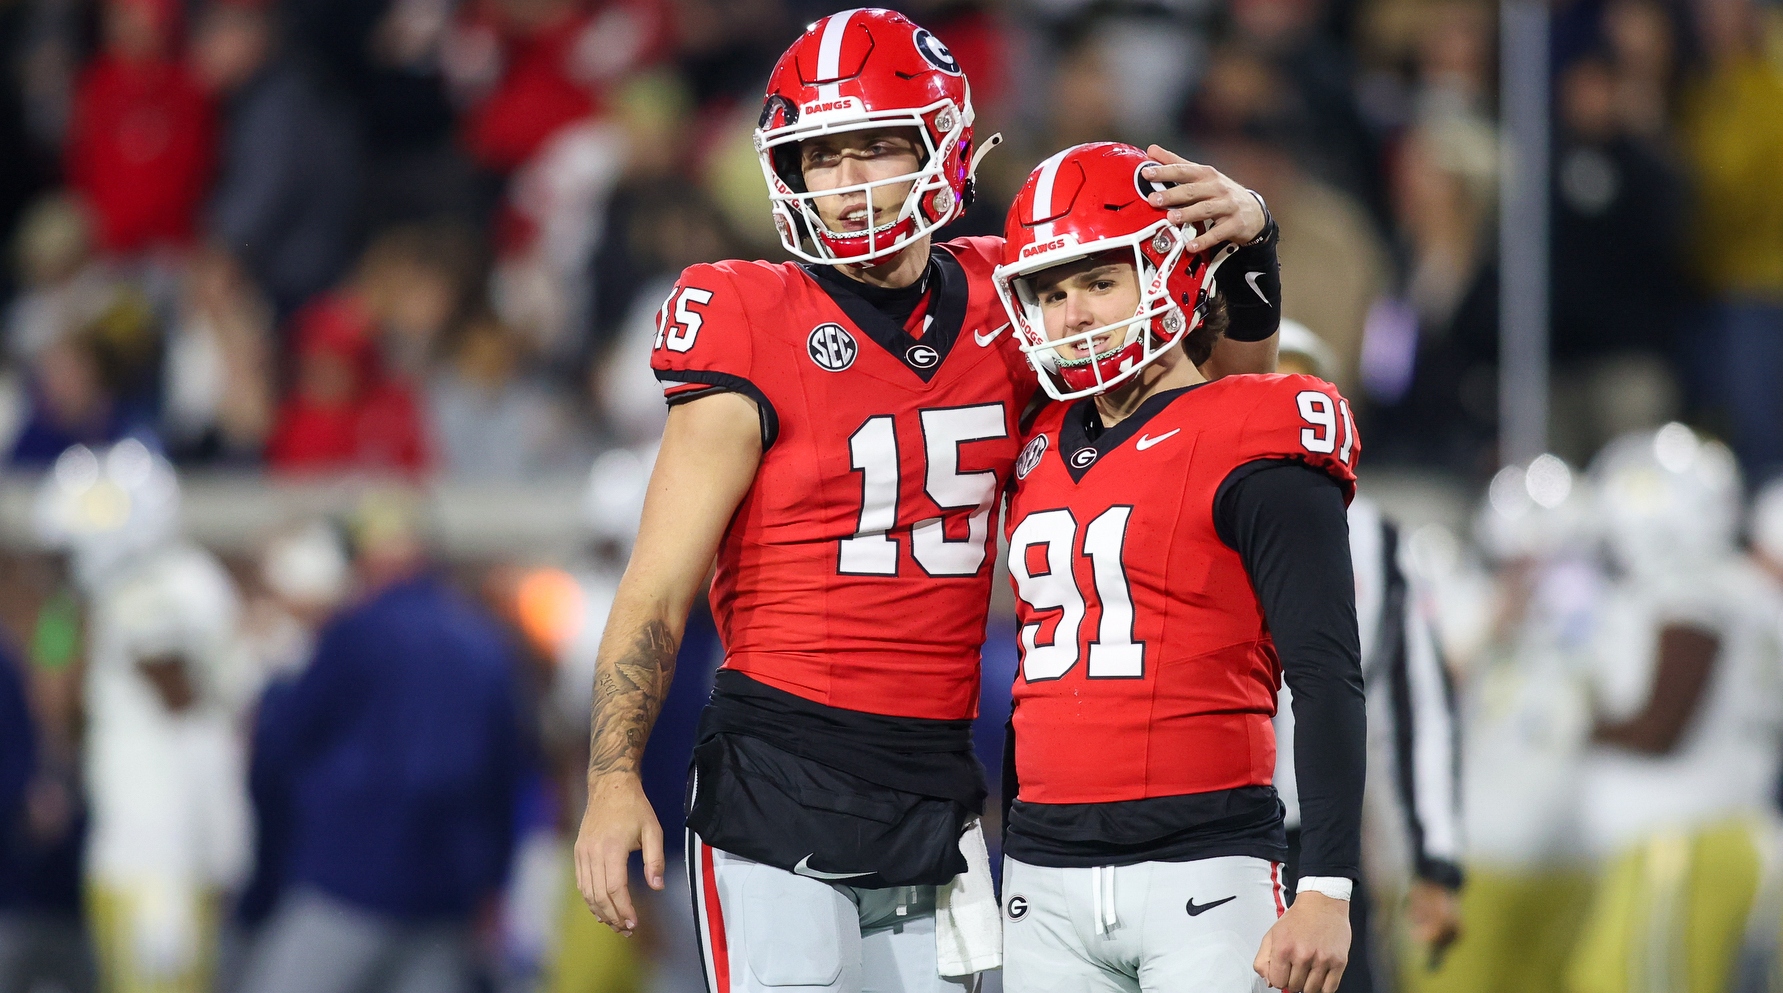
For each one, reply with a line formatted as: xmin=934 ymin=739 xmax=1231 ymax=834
xmin=1212 ymin=208 xmax=1281 ymax=342
xmin=1214 ymin=459 xmax=1365 ymax=880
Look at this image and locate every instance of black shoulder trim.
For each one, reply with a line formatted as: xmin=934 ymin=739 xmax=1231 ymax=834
xmin=654 ymin=369 xmax=781 ymax=451
xmin=803 ymin=247 xmax=970 ymax=382
xmin=1056 ymin=383 xmax=1207 ymax=483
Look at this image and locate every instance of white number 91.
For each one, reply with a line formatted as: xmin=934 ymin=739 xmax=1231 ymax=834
xmin=1296 ymin=390 xmax=1355 ymax=464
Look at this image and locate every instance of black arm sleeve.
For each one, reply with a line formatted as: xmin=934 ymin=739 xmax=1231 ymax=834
xmin=1215 ymin=460 xmax=1365 ymax=880
xmin=1211 ymin=200 xmax=1280 ymax=343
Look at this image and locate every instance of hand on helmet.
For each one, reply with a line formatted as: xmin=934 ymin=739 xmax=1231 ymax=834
xmin=1141 ymin=145 xmax=1268 ymax=253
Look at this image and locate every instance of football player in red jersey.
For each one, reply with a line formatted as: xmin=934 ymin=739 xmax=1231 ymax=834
xmin=569 ymin=10 xmax=1278 ymax=992
xmin=992 ymin=142 xmax=1366 ymax=993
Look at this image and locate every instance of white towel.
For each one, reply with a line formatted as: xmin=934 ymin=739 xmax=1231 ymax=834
xmin=935 ymin=817 xmax=1002 ymax=977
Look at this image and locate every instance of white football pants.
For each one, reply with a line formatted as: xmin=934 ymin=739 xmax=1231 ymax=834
xmin=687 ymin=831 xmax=980 ymax=993
xmin=1001 ymin=855 xmax=1284 ymax=993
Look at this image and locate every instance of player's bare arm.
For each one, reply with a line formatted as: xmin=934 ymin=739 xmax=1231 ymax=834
xmin=575 ymin=390 xmax=762 ymax=937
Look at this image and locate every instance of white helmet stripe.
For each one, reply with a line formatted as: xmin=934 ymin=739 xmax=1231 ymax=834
xmin=815 ymin=10 xmax=856 ymax=102
xmin=1029 ymin=147 xmax=1072 ymax=242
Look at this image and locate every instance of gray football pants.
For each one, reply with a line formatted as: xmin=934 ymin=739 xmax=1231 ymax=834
xmin=236 ymin=888 xmax=471 ymax=993
xmin=1001 ymin=855 xmax=1283 ymax=993
xmin=688 ymin=831 xmax=980 ymax=993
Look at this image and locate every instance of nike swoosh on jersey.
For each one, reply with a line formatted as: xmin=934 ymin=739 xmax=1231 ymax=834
xmin=1186 ymin=895 xmax=1238 ymax=916
xmin=1245 ymin=271 xmax=1269 ymax=304
xmin=792 ymin=855 xmax=874 ymax=880
xmin=1135 ymin=428 xmax=1180 ymax=451
xmin=974 ymin=323 xmax=1009 ymax=347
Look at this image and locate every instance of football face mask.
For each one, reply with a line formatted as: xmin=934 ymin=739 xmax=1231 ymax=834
xmin=993 ymin=143 xmax=1234 ymax=401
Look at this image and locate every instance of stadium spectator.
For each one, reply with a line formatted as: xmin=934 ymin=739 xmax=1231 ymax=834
xmin=1548 ymin=51 xmax=1685 ymax=462
xmin=65 ymin=0 xmax=216 ymax=255
xmin=1364 ymin=110 xmax=1499 ymax=472
xmin=589 ymin=183 xmax=739 ymax=444
xmin=264 ymin=225 xmax=476 ymax=476
xmin=1191 ymin=44 xmax=1392 ymax=398
xmin=9 ymin=292 xmax=162 ymax=467
xmin=1229 ymin=0 xmax=1384 ymax=218
xmin=160 ymin=249 xmax=276 ymax=463
xmin=263 ymin=291 xmax=430 ymax=476
xmin=278 ymin=0 xmax=468 ymax=230
xmin=427 ymin=309 xmax=574 ymax=480
xmin=450 ymin=0 xmax=668 ymax=175
xmin=4 ymin=193 xmax=108 ymax=363
xmin=193 ymin=0 xmax=362 ymax=319
xmin=1409 ymin=0 xmax=1495 ymax=126
xmin=1678 ymin=0 xmax=1783 ymax=483
xmin=1602 ymin=0 xmax=1678 ymax=141
xmin=240 ymin=492 xmax=526 ymax=993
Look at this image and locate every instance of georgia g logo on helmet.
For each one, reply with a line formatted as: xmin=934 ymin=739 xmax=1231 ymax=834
xmin=912 ymin=28 xmax=961 ymax=74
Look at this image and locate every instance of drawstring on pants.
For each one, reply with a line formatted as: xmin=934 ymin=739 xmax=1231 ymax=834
xmin=1091 ymin=865 xmax=1120 ymax=936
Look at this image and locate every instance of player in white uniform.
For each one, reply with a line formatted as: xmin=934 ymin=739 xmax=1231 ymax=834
xmin=1404 ymin=453 xmax=1602 ymax=993
xmin=1568 ymin=424 xmax=1783 ymax=993
xmin=34 ymin=441 xmax=252 ymax=993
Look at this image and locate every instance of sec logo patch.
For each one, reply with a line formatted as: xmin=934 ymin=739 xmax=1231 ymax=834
xmin=808 ymin=323 xmax=858 ymax=372
xmin=1016 ymin=435 xmax=1048 ymax=479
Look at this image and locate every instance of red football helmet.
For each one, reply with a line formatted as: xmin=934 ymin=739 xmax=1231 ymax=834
xmin=993 ymin=142 xmax=1236 ymax=400
xmin=756 ymin=8 xmax=986 ymax=265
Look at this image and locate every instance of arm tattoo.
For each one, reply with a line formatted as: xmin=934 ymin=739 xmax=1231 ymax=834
xmin=588 ymin=620 xmax=678 ymax=777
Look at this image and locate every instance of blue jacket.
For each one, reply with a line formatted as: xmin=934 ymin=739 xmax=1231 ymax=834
xmin=255 ymin=574 xmax=525 ymax=920
xmin=0 ymin=647 xmax=32 ymax=909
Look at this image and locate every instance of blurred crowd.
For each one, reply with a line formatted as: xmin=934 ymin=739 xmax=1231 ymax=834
xmin=1 ymin=0 xmax=1783 ymax=991
xmin=0 ymin=0 xmax=1770 ymax=483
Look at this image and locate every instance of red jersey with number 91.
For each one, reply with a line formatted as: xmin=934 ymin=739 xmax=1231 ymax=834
xmin=649 ymin=237 xmax=1033 ymax=721
xmin=1006 ymin=373 xmax=1358 ymax=804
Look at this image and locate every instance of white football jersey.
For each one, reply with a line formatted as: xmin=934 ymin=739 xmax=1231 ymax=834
xmin=83 ymin=542 xmax=252 ymax=889
xmin=1461 ymin=557 xmax=1602 ymax=868
xmin=1579 ymin=556 xmax=1783 ymax=856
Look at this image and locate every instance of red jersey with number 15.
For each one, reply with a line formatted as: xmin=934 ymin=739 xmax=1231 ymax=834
xmin=650 ymin=237 xmax=1034 ymax=721
xmin=1005 ymin=373 xmax=1359 ymax=804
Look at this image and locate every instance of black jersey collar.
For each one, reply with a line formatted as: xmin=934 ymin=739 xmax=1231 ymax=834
xmin=1058 ymin=382 xmax=1209 ymax=483
xmin=804 ymin=247 xmax=968 ymax=383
